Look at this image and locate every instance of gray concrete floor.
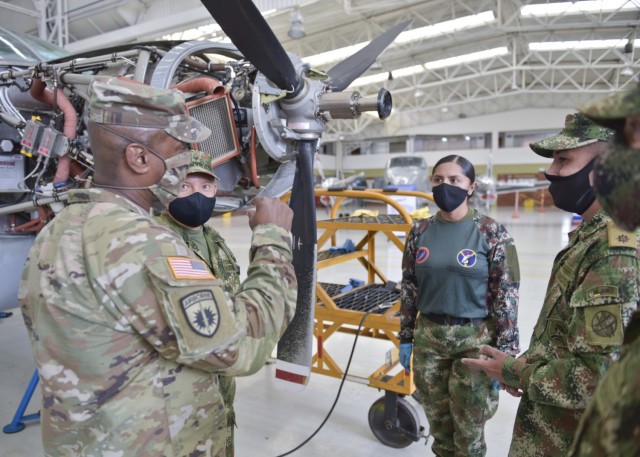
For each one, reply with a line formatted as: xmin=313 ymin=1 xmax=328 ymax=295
xmin=0 ymin=203 xmax=575 ymax=457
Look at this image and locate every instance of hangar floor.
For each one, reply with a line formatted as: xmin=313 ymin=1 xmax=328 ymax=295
xmin=0 ymin=204 xmax=576 ymax=457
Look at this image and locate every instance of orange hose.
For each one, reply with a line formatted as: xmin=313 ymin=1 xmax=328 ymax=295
xmin=29 ymin=79 xmax=77 ymax=185
xmin=171 ymin=77 xmax=225 ymax=97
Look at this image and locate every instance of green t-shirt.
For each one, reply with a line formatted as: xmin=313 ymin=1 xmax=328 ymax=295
xmin=414 ymin=210 xmax=489 ymax=318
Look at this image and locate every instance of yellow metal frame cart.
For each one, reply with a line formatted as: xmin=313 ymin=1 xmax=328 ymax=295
xmin=310 ymin=188 xmax=433 ymax=448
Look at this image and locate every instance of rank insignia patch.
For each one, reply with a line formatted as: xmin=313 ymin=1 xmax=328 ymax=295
xmin=180 ymin=290 xmax=220 ymax=337
xmin=167 ymin=257 xmax=215 ymax=280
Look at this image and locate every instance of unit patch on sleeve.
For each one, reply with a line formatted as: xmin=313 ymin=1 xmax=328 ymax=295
xmin=584 ymin=305 xmax=623 ymax=346
xmin=167 ymin=257 xmax=215 ymax=280
xmin=180 ymin=290 xmax=220 ymax=337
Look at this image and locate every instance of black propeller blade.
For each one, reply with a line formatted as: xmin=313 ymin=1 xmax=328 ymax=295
xmin=275 ymin=139 xmax=317 ymax=389
xmin=326 ymin=20 xmax=412 ymax=91
xmin=199 ymin=0 xmax=302 ymax=94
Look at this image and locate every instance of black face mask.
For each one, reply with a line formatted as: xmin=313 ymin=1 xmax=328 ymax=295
xmin=168 ymin=192 xmax=216 ymax=228
xmin=432 ymin=183 xmax=470 ymax=212
xmin=545 ymin=159 xmax=596 ymax=215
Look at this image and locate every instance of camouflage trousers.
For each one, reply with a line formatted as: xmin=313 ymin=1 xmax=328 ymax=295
xmin=219 ymin=375 xmax=236 ymax=457
xmin=413 ymin=316 xmax=499 ymax=457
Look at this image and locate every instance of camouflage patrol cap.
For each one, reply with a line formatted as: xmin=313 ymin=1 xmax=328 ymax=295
xmin=187 ymin=149 xmax=219 ymax=180
xmin=529 ymin=112 xmax=614 ymax=158
xmin=87 ymin=76 xmax=211 ymax=143
xmin=580 ymin=85 xmax=640 ymax=130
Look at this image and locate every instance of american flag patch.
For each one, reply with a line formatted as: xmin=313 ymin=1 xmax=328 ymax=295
xmin=167 ymin=257 xmax=215 ymax=280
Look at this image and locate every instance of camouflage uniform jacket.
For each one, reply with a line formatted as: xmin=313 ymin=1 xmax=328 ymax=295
xmin=503 ymin=210 xmax=640 ymax=457
xmin=568 ymin=310 xmax=640 ymax=457
xmin=155 ymin=212 xmax=241 ymax=294
xmin=399 ymin=210 xmax=520 ymax=355
xmin=155 ymin=211 xmax=240 ymax=456
xmin=19 ymin=188 xmax=297 ymax=457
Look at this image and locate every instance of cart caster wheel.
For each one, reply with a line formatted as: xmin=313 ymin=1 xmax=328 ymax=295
xmin=368 ymin=396 xmax=420 ymax=448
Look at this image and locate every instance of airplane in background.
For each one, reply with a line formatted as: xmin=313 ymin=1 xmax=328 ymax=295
xmin=475 ymin=174 xmax=549 ymax=211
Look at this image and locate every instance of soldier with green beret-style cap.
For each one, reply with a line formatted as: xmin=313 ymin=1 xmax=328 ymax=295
xmin=19 ymin=76 xmax=297 ymax=457
xmin=187 ymin=149 xmax=221 ymax=179
xmin=529 ymin=112 xmax=614 ymax=158
xmin=463 ymin=111 xmax=639 ymax=457
xmin=156 ymin=148 xmax=239 ymax=457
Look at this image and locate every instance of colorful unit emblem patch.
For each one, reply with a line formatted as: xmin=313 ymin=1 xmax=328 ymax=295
xmin=416 ymin=247 xmax=430 ymax=264
xmin=167 ymin=257 xmax=215 ymax=280
xmin=457 ymin=249 xmax=477 ymax=268
xmin=180 ymin=290 xmax=220 ymax=337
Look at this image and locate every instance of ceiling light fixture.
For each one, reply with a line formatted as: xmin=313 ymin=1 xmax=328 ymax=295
xmin=529 ymin=39 xmax=633 ymax=51
xmin=348 ymin=47 xmax=507 ymax=88
xmin=620 ymin=66 xmax=634 ymax=76
xmin=621 ymin=37 xmax=635 ymax=77
xmin=425 ymin=47 xmax=509 ymax=70
xmin=304 ymin=11 xmax=496 ymax=68
xmin=350 ymin=64 xmax=423 ymax=87
xmin=521 ymin=0 xmax=637 ymax=17
xmin=288 ymin=7 xmax=306 ymax=39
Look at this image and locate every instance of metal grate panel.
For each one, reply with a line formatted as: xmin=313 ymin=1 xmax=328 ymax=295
xmin=188 ymin=96 xmax=238 ymax=163
xmin=322 ymin=214 xmax=409 ymax=225
xmin=319 ymin=282 xmax=347 ymax=298
xmin=319 ymin=283 xmax=400 ymax=314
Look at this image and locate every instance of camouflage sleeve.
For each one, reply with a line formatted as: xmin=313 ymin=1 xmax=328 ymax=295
xmin=87 ymin=208 xmax=295 ymax=377
xmin=487 ymin=223 xmax=520 ymax=355
xmin=568 ymin=331 xmax=640 ymax=457
xmin=232 ymin=223 xmax=297 ymax=375
xmin=398 ymin=222 xmax=421 ymax=343
xmin=503 ymin=253 xmax=639 ymax=409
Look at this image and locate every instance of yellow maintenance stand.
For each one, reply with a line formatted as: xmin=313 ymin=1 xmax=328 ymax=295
xmin=310 ymin=188 xmax=433 ymax=448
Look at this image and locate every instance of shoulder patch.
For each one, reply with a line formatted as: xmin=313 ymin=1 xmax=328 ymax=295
xmin=180 ymin=290 xmax=220 ymax=337
xmin=167 ymin=257 xmax=215 ymax=280
xmin=584 ymin=305 xmax=623 ymax=347
xmin=607 ymin=220 xmax=637 ymax=248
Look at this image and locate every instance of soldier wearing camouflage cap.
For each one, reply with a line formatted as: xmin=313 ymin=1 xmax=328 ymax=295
xmin=463 ymin=112 xmax=640 ymax=457
xmin=579 ymin=85 xmax=640 ymax=231
xmin=156 ymin=149 xmax=240 ymax=457
xmin=19 ymin=77 xmax=297 ymax=457
xmin=566 ymin=87 xmax=640 ymax=457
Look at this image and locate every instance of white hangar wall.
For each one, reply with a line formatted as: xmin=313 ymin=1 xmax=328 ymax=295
xmin=317 ymin=108 xmax=576 ymax=179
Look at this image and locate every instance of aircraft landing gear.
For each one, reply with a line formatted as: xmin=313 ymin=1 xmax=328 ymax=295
xmin=368 ymin=390 xmax=423 ymax=448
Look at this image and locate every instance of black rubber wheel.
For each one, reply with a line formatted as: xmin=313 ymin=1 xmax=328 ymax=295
xmin=368 ymin=396 xmax=420 ymax=448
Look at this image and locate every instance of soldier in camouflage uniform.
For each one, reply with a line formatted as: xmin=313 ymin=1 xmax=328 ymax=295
xmin=399 ymin=155 xmax=520 ymax=457
xmin=463 ymin=113 xmax=640 ymax=457
xmin=579 ymin=84 xmax=640 ymax=231
xmin=155 ymin=149 xmax=241 ymax=457
xmin=564 ymin=89 xmax=640 ymax=457
xmin=19 ymin=77 xmax=297 ymax=457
